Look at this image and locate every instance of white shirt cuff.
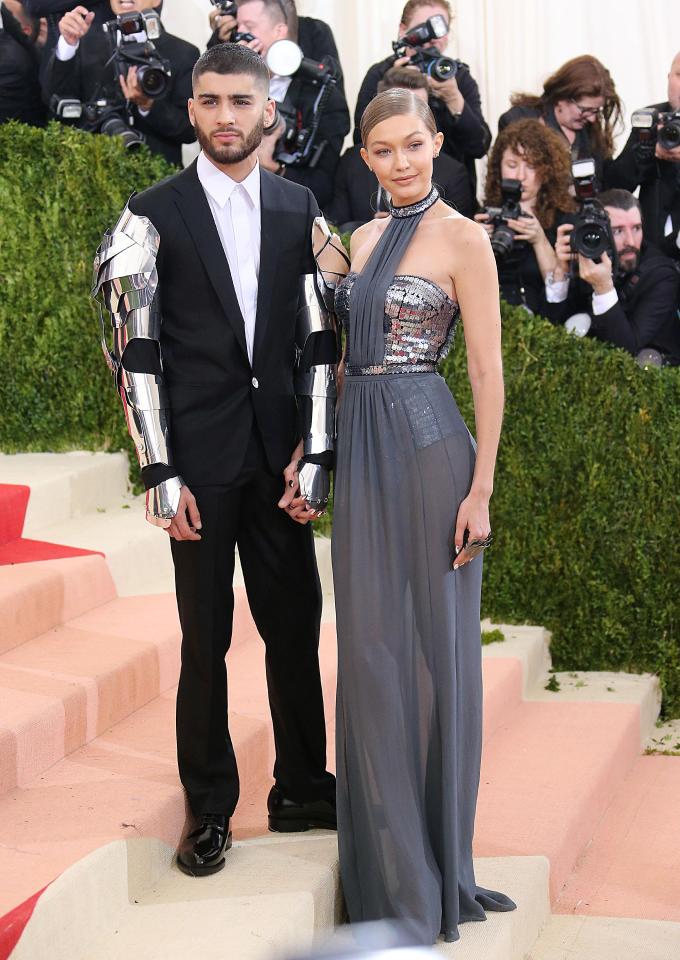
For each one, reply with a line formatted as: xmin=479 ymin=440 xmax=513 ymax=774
xmin=545 ymin=276 xmax=569 ymax=303
xmin=56 ymin=35 xmax=79 ymax=61
xmin=138 ymin=107 xmax=151 ymax=117
xmin=592 ymin=288 xmax=618 ymax=315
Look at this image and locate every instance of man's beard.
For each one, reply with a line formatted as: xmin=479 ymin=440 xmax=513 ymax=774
xmin=195 ymin=116 xmax=265 ymax=165
xmin=618 ymin=245 xmax=640 ymax=274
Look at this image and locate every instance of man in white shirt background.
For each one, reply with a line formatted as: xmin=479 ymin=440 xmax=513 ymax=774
xmin=42 ymin=0 xmax=199 ymax=164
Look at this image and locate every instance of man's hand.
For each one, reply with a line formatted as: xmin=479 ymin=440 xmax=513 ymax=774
xmin=578 ymin=251 xmax=614 ymax=295
xmin=120 ymin=66 xmax=154 ymax=112
xmin=655 ymin=142 xmax=680 ymax=164
xmin=278 ymin=444 xmax=322 ymax=525
xmin=165 ymin=485 xmax=202 ymax=541
xmin=428 ymin=73 xmax=464 ymax=114
xmin=257 ymin=116 xmax=284 ymax=172
xmin=237 ymin=33 xmax=265 ymax=55
xmin=59 ymin=5 xmax=94 ymax=46
xmin=209 ymin=7 xmax=237 ymax=42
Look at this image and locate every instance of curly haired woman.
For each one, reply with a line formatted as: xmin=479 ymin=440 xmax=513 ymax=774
xmin=476 ymin=118 xmax=576 ymax=313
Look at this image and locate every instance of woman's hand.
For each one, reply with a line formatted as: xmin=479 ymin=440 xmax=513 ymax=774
xmin=554 ymin=222 xmax=574 ymax=278
xmin=506 ymin=211 xmax=546 ymax=246
xmin=453 ymin=490 xmax=490 ymax=568
xmin=474 ymin=212 xmax=493 ymax=238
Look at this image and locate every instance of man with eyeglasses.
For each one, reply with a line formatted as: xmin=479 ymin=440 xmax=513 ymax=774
xmin=498 ymin=54 xmax=623 ymax=189
xmin=606 ymin=51 xmax=680 ymax=264
xmin=224 ymin=0 xmax=349 ymax=208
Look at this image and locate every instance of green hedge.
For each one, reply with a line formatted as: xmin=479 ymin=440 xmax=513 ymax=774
xmin=1 ymin=123 xmax=679 ymax=713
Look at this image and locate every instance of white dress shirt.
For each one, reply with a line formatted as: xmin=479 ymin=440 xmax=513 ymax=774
xmin=544 ymin=273 xmax=619 ymax=315
xmin=197 ymin=151 xmax=261 ymax=365
xmin=268 ymin=74 xmax=293 ymax=103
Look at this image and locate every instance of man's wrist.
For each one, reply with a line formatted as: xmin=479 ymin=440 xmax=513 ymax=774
xmin=446 ymin=95 xmax=465 ymax=116
xmin=56 ymin=34 xmax=79 ymax=61
xmin=591 ymin=280 xmax=615 ymax=296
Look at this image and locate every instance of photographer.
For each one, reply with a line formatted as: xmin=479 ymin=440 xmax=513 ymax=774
xmin=42 ymin=0 xmax=199 ymax=165
xmin=327 ymin=67 xmax=474 ymax=232
xmin=475 ymin=119 xmax=575 ymax=314
xmin=499 ymin=55 xmax=623 ymax=188
xmin=234 ymin=0 xmax=349 ymax=207
xmin=1 ymin=0 xmax=46 ymax=125
xmin=353 ymin=0 xmax=490 ymax=193
xmin=208 ymin=0 xmax=344 ymax=86
xmin=23 ymin=0 xmax=108 ymax=59
xmin=546 ymin=189 xmax=680 ymax=364
xmin=606 ymin=52 xmax=680 ymax=262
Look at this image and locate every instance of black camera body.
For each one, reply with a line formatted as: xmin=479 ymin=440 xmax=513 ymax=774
xmin=392 ymin=14 xmax=460 ymax=83
xmin=103 ymin=10 xmax=172 ymax=99
xmin=483 ymin=179 xmax=530 ymax=259
xmin=569 ymin=158 xmax=615 ymax=263
xmin=51 ymin=95 xmax=145 ymax=151
xmin=211 ymin=1 xmax=237 ymax=15
xmin=631 ymin=107 xmax=680 ymax=152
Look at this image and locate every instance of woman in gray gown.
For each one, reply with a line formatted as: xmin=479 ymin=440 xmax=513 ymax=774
xmin=331 ymin=88 xmax=517 ymax=943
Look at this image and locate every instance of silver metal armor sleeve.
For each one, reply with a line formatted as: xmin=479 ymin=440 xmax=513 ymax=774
xmin=92 ymin=203 xmax=182 ymax=522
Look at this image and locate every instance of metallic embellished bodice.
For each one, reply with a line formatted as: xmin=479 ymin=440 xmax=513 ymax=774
xmin=335 ymin=272 xmax=460 ymax=375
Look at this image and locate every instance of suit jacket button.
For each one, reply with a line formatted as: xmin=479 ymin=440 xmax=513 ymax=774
xmin=252 ymin=377 xmax=259 ymax=389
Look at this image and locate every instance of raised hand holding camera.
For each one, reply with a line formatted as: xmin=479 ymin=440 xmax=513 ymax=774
xmin=59 ymin=5 xmax=94 ymax=46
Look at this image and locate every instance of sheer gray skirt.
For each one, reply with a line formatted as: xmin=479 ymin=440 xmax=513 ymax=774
xmin=332 ymin=371 xmax=516 ymax=944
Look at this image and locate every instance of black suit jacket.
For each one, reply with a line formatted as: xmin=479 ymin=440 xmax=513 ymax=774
xmin=325 ymin=144 xmax=475 ymax=229
xmin=0 ymin=7 xmax=46 ymax=126
xmin=42 ymin=23 xmax=198 ymax=165
xmin=544 ymin=242 xmax=680 ymax=362
xmin=352 ymin=56 xmax=491 ymax=192
xmin=127 ymin=161 xmax=320 ymax=487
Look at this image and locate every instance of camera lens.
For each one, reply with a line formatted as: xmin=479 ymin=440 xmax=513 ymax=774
xmin=99 ymin=115 xmax=145 ymax=151
xmin=425 ymin=56 xmax=458 ymax=82
xmin=659 ymin=120 xmax=680 ymax=150
xmin=490 ymin=224 xmax=515 ymax=259
xmin=137 ymin=65 xmax=169 ymax=99
xmin=572 ymin=222 xmax=608 ymax=259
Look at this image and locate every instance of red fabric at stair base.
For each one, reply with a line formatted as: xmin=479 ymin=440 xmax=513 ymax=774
xmin=0 ymin=485 xmax=30 ymax=547
xmin=0 ymin=885 xmax=50 ymax=960
xmin=0 ymin=539 xmax=101 ymax=566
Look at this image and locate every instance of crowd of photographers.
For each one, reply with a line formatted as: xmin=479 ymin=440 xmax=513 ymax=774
xmin=1 ymin=0 xmax=680 ymax=365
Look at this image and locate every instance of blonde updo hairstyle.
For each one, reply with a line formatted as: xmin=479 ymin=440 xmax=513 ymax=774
xmin=360 ymin=88 xmax=437 ymax=147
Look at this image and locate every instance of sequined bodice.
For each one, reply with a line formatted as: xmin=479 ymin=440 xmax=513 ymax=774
xmin=335 ymin=272 xmax=460 ymax=374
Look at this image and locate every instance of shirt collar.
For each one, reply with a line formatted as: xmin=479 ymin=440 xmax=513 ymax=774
xmin=197 ymin=151 xmax=261 ymax=211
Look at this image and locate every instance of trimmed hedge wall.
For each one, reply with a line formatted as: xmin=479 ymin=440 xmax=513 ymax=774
xmin=2 ymin=123 xmax=679 ymax=713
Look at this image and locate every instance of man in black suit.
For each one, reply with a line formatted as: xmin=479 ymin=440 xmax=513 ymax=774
xmin=353 ymin=0 xmax=490 ymax=194
xmin=93 ymin=42 xmax=337 ymax=876
xmin=233 ymin=0 xmax=349 ymax=208
xmin=42 ymin=0 xmax=198 ymax=165
xmin=0 ymin=1 xmax=46 ymax=126
xmin=328 ymin=67 xmax=474 ymax=231
xmin=545 ymin=189 xmax=680 ymax=364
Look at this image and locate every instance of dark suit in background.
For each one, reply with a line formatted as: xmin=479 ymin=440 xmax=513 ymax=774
xmin=127 ymin=161 xmax=335 ymax=816
xmin=42 ymin=21 xmax=198 ymax=165
xmin=326 ymin=144 xmax=475 ymax=230
xmin=0 ymin=5 xmax=46 ymax=126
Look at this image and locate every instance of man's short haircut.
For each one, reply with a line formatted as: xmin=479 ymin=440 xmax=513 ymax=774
xmin=378 ymin=66 xmax=429 ymax=95
xmin=400 ymin=0 xmax=452 ymax=26
xmin=597 ymin=189 xmax=642 ymax=214
xmin=236 ymin=0 xmax=299 ymax=42
xmin=192 ymin=42 xmax=270 ymax=94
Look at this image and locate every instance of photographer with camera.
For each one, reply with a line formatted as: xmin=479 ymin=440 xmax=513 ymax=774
xmin=546 ymin=189 xmax=680 ymax=365
xmin=353 ymin=0 xmax=490 ymax=194
xmin=42 ymin=0 xmax=199 ymax=164
xmin=475 ymin=119 xmax=575 ymax=314
xmin=326 ymin=67 xmax=474 ymax=232
xmin=208 ymin=0 xmax=343 ymax=87
xmin=230 ymin=0 xmax=349 ymax=208
xmin=606 ymin=52 xmax=680 ymax=263
xmin=499 ymin=55 xmax=623 ymax=189
xmin=1 ymin=0 xmax=47 ymax=125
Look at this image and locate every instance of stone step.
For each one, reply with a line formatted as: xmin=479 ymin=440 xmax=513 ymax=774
xmin=0 ymin=452 xmax=129 ymax=535
xmin=527 ymin=914 xmax=680 ymax=959
xmin=0 ymin=554 xmax=116 ymax=654
xmin=0 ymin=587 xmax=263 ymax=798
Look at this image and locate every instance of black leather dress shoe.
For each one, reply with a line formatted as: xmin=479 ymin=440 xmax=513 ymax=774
xmin=177 ymin=813 xmax=232 ymax=876
xmin=267 ymin=785 xmax=337 ymax=833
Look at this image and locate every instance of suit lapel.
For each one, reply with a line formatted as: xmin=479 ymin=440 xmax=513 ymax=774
xmin=252 ymin=170 xmax=280 ymax=367
xmin=171 ymin=161 xmax=249 ymax=362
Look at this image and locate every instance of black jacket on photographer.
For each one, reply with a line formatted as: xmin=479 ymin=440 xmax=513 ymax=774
xmin=326 ymin=144 xmax=474 ymax=232
xmin=495 ymin=235 xmax=554 ymax=316
xmin=24 ymin=0 xmax=111 ymax=78
xmin=0 ymin=4 xmax=46 ymax=126
xmin=41 ymin=19 xmax=198 ymax=166
xmin=272 ymin=70 xmax=349 ymax=208
xmin=544 ymin=241 xmax=680 ymax=363
xmin=353 ymin=57 xmax=490 ymax=192
xmin=606 ymin=101 xmax=680 ymax=263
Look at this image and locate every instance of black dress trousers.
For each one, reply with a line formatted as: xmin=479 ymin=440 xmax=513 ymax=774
xmin=171 ymin=428 xmax=335 ymax=817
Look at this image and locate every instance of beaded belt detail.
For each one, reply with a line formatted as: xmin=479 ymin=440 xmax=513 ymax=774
xmin=344 ymin=361 xmax=437 ymax=376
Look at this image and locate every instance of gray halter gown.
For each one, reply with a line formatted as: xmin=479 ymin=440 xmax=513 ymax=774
xmin=331 ymin=188 xmax=517 ymax=944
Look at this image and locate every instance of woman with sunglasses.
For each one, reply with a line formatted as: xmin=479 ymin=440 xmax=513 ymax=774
xmin=498 ymin=54 xmax=623 ymax=187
